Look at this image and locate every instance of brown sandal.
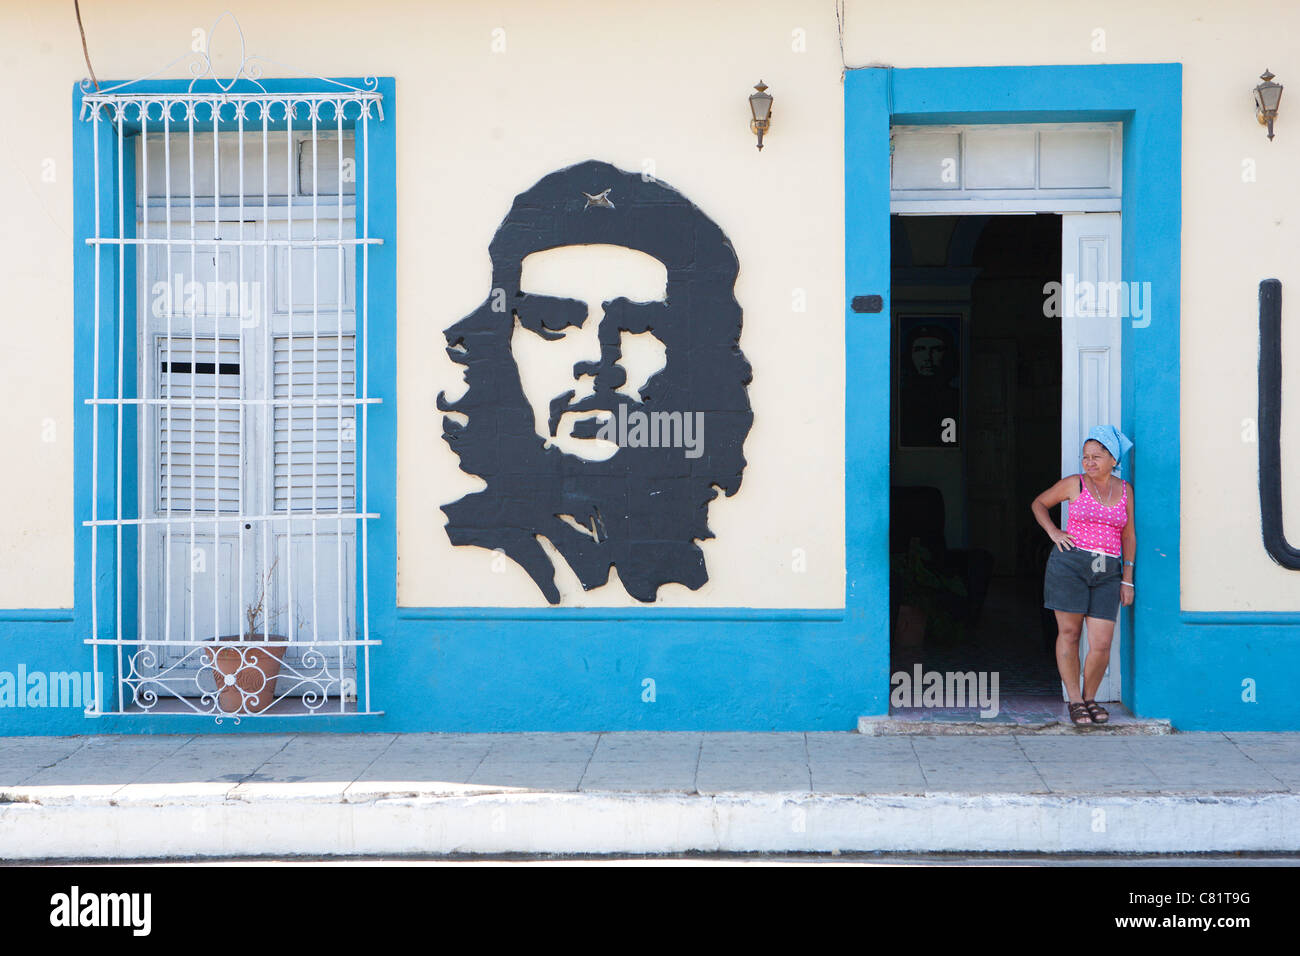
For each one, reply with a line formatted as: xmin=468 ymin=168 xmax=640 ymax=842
xmin=1083 ymin=700 xmax=1110 ymax=724
xmin=1068 ymin=701 xmax=1093 ymax=725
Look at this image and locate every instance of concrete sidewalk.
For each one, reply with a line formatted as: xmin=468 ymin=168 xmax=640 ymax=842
xmin=2 ymin=731 xmax=1299 ymax=859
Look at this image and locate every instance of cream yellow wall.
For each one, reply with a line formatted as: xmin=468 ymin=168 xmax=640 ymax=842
xmin=393 ymin=3 xmax=847 ymax=607
xmin=1 ymin=0 xmax=1297 ymax=610
xmin=0 ymin=0 xmax=848 ymax=610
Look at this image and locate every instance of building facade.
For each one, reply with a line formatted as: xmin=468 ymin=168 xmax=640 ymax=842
xmin=1 ymin=1 xmax=1297 ymax=733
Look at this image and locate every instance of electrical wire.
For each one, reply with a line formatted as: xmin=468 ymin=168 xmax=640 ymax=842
xmin=75 ymin=0 xmax=99 ymax=90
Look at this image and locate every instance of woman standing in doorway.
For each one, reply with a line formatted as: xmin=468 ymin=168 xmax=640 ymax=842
xmin=1030 ymin=426 xmax=1135 ymax=726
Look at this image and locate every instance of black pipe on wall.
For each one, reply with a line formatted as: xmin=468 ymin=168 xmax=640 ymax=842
xmin=1258 ymin=278 xmax=1300 ymax=569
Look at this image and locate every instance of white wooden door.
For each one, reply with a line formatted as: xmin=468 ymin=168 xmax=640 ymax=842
xmin=139 ymin=215 xmax=357 ymax=696
xmin=1060 ymin=211 xmax=1122 ymax=703
xmin=140 ymin=218 xmax=261 ymax=673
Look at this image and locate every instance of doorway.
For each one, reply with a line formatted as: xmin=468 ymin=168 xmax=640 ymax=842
xmin=889 ymin=212 xmax=1066 ymax=702
xmin=845 ymin=66 xmax=1180 ymax=726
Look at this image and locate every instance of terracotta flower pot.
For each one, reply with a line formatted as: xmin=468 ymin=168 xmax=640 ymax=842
xmin=205 ymin=636 xmax=288 ymax=714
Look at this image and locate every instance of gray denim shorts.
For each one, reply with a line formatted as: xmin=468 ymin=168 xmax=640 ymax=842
xmin=1043 ymin=546 xmax=1122 ymax=621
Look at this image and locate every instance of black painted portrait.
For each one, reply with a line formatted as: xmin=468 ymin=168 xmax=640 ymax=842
xmin=898 ymin=315 xmax=961 ymax=448
xmin=438 ymin=160 xmax=753 ymax=604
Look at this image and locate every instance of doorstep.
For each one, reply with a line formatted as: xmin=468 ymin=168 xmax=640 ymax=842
xmin=858 ymin=694 xmax=1174 ymax=736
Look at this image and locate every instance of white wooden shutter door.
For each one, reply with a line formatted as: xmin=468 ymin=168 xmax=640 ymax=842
xmin=273 ymin=335 xmax=356 ymax=513
xmin=1060 ymin=211 xmax=1123 ymax=703
xmin=158 ymin=337 xmax=241 ymax=513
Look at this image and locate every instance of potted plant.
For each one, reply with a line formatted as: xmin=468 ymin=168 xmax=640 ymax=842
xmin=891 ymin=538 xmax=969 ymax=645
xmin=204 ymin=559 xmax=286 ymax=714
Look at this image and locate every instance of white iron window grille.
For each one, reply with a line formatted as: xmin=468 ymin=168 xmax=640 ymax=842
xmin=79 ymin=15 xmax=382 ymax=720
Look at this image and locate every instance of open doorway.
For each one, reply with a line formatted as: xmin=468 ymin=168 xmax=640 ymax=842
xmin=889 ymin=212 xmax=1064 ymax=704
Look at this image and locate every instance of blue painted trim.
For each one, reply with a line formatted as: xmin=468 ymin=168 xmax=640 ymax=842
xmin=1181 ymin=612 xmax=1300 ymax=626
xmin=396 ymin=607 xmax=845 ymax=622
xmin=0 ymin=610 xmax=75 ymax=622
xmin=358 ymin=78 xmax=397 ymax=717
xmin=844 ymin=67 xmax=894 ymax=720
xmin=892 ymin=109 xmax=1132 ymax=125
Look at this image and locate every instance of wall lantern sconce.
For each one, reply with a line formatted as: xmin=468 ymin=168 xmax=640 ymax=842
xmin=1254 ymin=69 xmax=1283 ymax=141
xmin=749 ymin=80 xmax=773 ymax=151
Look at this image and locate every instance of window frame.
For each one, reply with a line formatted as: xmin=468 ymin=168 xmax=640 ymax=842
xmin=72 ymin=76 xmax=395 ymax=721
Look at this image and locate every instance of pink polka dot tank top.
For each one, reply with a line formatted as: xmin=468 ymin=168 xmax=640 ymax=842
xmin=1065 ymin=474 xmax=1127 ymax=557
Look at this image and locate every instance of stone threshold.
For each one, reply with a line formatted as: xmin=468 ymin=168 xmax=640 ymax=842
xmin=859 ymin=694 xmax=1174 ymax=735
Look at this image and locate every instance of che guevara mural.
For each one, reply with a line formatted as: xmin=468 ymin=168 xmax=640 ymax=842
xmin=437 ymin=160 xmax=753 ymax=604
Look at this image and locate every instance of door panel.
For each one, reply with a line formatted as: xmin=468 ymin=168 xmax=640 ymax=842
xmin=272 ymin=335 xmax=356 ymax=513
xmin=1060 ymin=211 xmax=1122 ymax=702
xmin=138 ymin=212 xmax=358 ymax=699
xmin=272 ymin=528 xmax=355 ymax=643
xmin=156 ymin=336 xmax=242 ymax=514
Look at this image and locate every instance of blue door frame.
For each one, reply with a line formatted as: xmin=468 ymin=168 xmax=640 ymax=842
xmin=847 ymin=64 xmax=1181 ymax=723
xmin=849 ymin=63 xmax=1298 ymax=732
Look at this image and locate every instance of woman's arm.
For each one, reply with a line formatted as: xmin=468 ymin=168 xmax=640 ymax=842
xmin=1120 ymin=481 xmax=1136 ymax=605
xmin=1031 ymin=476 xmax=1079 ymax=551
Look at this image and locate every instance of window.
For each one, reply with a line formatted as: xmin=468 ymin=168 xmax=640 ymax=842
xmin=75 ymin=53 xmax=386 ymax=719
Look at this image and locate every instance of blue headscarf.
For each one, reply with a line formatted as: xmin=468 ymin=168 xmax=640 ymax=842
xmin=1084 ymin=425 xmax=1133 ymax=477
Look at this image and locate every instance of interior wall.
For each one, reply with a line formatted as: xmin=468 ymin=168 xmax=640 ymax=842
xmin=891 ymin=215 xmax=967 ymax=549
xmin=967 ymin=215 xmax=1062 ymax=578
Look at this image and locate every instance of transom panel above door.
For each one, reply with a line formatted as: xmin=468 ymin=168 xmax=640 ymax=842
xmin=891 ymin=123 xmax=1121 ymax=213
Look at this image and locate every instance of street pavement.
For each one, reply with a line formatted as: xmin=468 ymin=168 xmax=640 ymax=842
xmin=2 ymin=731 xmax=1298 ymax=859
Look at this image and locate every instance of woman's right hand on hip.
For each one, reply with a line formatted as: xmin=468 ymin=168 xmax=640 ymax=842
xmin=1049 ymin=528 xmax=1076 ymax=551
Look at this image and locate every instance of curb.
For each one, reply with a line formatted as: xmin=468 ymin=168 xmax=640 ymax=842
xmin=3 ymin=789 xmax=1296 ymax=859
